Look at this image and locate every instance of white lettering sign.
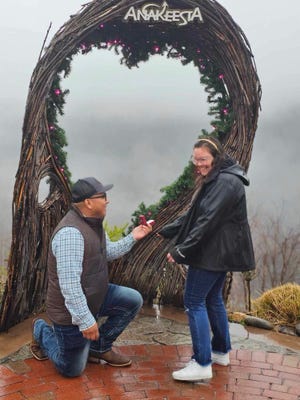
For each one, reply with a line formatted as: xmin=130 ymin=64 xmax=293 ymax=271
xmin=124 ymin=1 xmax=204 ymax=26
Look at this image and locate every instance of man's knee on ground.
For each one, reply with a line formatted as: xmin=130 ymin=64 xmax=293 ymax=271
xmin=58 ymin=361 xmax=86 ymax=378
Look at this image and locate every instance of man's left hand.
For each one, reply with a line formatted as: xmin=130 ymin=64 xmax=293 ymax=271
xmin=132 ymin=224 xmax=153 ymax=240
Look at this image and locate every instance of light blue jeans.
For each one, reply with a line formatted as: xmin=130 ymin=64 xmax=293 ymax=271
xmin=184 ymin=267 xmax=231 ymax=366
xmin=34 ymin=283 xmax=143 ymax=377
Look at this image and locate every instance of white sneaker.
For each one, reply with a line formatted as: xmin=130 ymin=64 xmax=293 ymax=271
xmin=211 ymin=351 xmax=230 ymax=366
xmin=172 ymin=359 xmax=212 ymax=381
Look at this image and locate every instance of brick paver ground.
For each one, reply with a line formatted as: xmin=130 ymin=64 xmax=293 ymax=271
xmin=0 ymin=345 xmax=299 ymax=400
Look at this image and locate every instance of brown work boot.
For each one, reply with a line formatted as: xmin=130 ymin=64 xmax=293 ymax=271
xmin=30 ymin=318 xmax=48 ymax=361
xmin=88 ymin=349 xmax=132 ymax=367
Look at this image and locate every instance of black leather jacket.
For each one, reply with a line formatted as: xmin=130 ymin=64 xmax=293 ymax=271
xmin=159 ymin=158 xmax=255 ymax=272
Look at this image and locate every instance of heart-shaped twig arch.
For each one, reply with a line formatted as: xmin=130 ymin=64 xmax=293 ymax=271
xmin=0 ymin=0 xmax=261 ymax=330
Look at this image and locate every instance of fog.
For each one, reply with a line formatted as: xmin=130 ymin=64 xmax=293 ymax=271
xmin=0 ymin=1 xmax=300 ymax=264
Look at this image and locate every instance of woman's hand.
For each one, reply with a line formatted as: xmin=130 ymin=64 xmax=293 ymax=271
xmin=167 ymin=252 xmax=175 ymax=263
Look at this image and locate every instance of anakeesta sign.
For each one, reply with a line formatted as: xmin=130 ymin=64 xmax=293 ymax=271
xmin=123 ymin=1 xmax=204 ymax=26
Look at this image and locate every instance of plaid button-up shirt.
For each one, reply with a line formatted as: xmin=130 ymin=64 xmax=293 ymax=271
xmin=51 ymin=227 xmax=136 ymax=331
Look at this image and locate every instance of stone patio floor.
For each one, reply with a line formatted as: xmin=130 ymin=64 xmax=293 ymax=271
xmin=0 ymin=308 xmax=299 ymax=399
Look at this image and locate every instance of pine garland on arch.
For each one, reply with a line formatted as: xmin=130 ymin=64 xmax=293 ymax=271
xmin=0 ymin=0 xmax=261 ymax=330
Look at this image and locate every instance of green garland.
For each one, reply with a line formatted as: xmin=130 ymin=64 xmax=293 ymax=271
xmin=130 ymin=162 xmax=195 ymax=227
xmin=46 ymin=20 xmax=232 ymax=217
xmin=47 ymin=67 xmax=72 ymax=182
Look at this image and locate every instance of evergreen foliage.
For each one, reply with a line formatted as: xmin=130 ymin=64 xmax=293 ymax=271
xmin=47 ymin=74 xmax=71 ymax=182
xmin=130 ymin=162 xmax=194 ymax=228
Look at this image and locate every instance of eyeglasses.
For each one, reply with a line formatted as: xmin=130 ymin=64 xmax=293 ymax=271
xmin=190 ymin=156 xmax=212 ymax=166
xmin=90 ymin=193 xmax=107 ymax=200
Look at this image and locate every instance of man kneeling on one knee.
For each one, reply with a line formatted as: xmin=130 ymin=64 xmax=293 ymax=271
xmin=31 ymin=177 xmax=152 ymax=377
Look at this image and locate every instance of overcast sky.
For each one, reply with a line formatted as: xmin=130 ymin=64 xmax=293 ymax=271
xmin=0 ymin=0 xmax=300 ymax=249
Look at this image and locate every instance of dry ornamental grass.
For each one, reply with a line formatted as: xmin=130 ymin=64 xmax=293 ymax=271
xmin=252 ymin=283 xmax=300 ymax=327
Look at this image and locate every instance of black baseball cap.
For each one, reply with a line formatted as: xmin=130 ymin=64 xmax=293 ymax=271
xmin=71 ymin=177 xmax=113 ymax=203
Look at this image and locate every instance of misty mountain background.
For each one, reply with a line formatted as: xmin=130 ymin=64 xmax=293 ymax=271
xmin=0 ymin=1 xmax=300 ymax=267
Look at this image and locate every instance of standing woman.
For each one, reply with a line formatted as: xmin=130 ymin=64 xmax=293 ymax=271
xmin=159 ymin=136 xmax=255 ymax=381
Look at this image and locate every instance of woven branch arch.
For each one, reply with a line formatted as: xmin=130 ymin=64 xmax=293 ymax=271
xmin=0 ymin=0 xmax=261 ymax=330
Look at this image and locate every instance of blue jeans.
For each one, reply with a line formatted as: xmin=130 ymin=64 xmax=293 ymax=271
xmin=184 ymin=267 xmax=231 ymax=366
xmin=34 ymin=283 xmax=143 ymax=377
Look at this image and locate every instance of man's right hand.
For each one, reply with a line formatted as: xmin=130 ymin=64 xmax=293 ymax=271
xmin=132 ymin=224 xmax=153 ymax=240
xmin=82 ymin=322 xmax=99 ymax=341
